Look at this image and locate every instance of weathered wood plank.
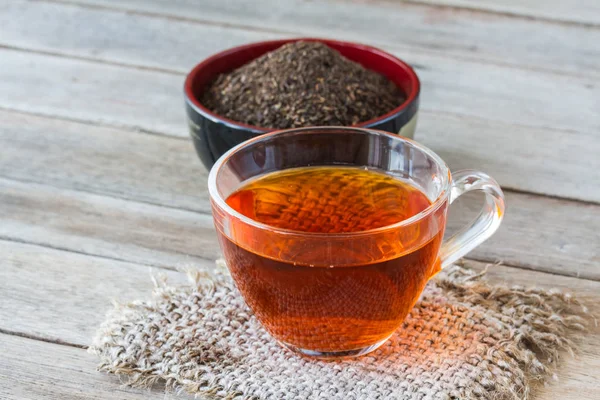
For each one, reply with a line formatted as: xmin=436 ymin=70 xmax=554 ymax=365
xmin=0 ymin=109 xmax=598 ymax=277
xmin=0 ymin=240 xmax=191 ymax=345
xmin=0 ymin=48 xmax=184 ymax=136
xmin=0 ymin=110 xmax=210 ymax=212
xmin=1 ymin=241 xmax=598 ymax=399
xmin=445 ymin=191 xmax=600 ymax=279
xmin=0 ymin=178 xmax=221 ymax=268
xmin=416 ymin=111 xmax=600 ymax=203
xmin=3 ymin=2 xmax=599 ymax=140
xmin=0 ymin=0 xmax=279 ymax=74
xmin=2 ymin=239 xmax=597 ymax=347
xmin=1 ymin=2 xmax=597 ymax=398
xmin=3 ymin=109 xmax=599 ymax=216
xmin=0 ymin=333 xmax=189 ymax=400
xmin=37 ymin=0 xmax=600 ymax=77
xmin=2 ymin=1 xmax=599 ymax=203
xmin=1 ymin=51 xmax=599 ymax=203
xmin=0 ymin=175 xmax=598 ymax=279
xmin=408 ymin=0 xmax=600 ymax=26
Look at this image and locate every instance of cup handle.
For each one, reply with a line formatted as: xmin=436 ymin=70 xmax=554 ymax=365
xmin=438 ymin=170 xmax=506 ymax=269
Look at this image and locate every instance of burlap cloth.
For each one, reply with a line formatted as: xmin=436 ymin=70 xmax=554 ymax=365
xmin=90 ymin=261 xmax=589 ymax=400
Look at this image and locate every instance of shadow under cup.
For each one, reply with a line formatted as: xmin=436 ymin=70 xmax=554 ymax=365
xmin=208 ymin=127 xmax=504 ymax=358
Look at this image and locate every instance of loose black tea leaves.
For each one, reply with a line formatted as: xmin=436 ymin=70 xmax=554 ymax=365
xmin=200 ymin=41 xmax=406 ymax=129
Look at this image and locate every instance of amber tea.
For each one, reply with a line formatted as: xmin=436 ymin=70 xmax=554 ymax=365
xmin=218 ymin=167 xmax=445 ymax=353
xmin=210 ymin=127 xmax=506 ymax=358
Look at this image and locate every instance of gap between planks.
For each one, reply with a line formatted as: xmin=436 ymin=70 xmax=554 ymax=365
xmin=41 ymin=0 xmax=600 ymax=30
xmin=402 ymin=0 xmax=600 ymax=27
xmin=1 ymin=37 xmax=593 ymax=81
xmin=37 ymin=0 xmax=300 ymax=35
xmin=0 ymin=234 xmax=183 ymax=272
xmin=379 ymin=0 xmax=600 ymax=28
xmin=0 ymin=43 xmax=184 ymax=76
xmin=0 ymin=105 xmax=183 ymax=139
xmin=0 ymin=328 xmax=88 ymax=350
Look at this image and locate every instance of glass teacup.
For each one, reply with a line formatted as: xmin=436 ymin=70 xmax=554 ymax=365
xmin=208 ymin=127 xmax=505 ymax=358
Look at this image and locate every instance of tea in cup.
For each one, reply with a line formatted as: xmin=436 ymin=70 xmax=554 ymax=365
xmin=209 ymin=127 xmax=504 ymax=358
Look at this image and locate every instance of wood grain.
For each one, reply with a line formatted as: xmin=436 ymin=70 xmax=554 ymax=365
xmin=0 ymin=0 xmax=279 ymax=74
xmin=445 ymin=191 xmax=600 ymax=280
xmin=0 ymin=333 xmax=189 ymax=400
xmin=416 ymin=111 xmax=600 ymax=203
xmin=0 ymin=173 xmax=598 ymax=279
xmin=0 ymin=48 xmax=184 ymax=136
xmin=1 ymin=106 xmax=599 ymax=277
xmin=1 ymin=1 xmax=598 ymax=398
xmin=34 ymin=0 xmax=600 ymax=77
xmin=0 ymin=242 xmax=598 ymax=399
xmin=2 ymin=239 xmax=597 ymax=348
xmin=0 ymin=51 xmax=598 ymax=203
xmin=0 ymin=240 xmax=191 ymax=345
xmin=2 ymin=107 xmax=599 ymax=216
xmin=1 ymin=1 xmax=599 ymax=202
xmin=2 ymin=2 xmax=598 ymax=138
xmin=0 ymin=178 xmax=221 ymax=268
xmin=0 ymin=110 xmax=210 ymax=212
xmin=406 ymin=0 xmax=600 ymax=26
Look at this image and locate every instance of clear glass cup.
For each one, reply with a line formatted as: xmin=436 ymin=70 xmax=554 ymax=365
xmin=208 ymin=127 xmax=505 ymax=358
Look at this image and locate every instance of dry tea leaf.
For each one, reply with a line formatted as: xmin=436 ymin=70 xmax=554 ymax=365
xmin=201 ymin=41 xmax=406 ymax=129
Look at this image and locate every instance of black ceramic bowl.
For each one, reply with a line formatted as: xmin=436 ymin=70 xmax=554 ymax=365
xmin=184 ymin=38 xmax=420 ymax=170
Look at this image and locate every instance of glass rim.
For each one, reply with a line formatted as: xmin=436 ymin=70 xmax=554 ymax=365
xmin=208 ymin=127 xmax=451 ymax=238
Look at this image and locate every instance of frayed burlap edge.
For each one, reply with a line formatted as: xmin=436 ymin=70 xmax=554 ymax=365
xmin=436 ymin=264 xmax=591 ymax=400
xmin=89 ymin=261 xmax=592 ymax=400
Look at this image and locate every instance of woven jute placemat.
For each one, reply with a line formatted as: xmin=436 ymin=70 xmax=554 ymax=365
xmin=90 ymin=261 xmax=589 ymax=400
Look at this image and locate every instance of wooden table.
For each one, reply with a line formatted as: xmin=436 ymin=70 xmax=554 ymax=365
xmin=1 ymin=0 xmax=599 ymax=398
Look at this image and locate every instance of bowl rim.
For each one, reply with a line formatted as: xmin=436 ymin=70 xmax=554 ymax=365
xmin=184 ymin=37 xmax=421 ymax=133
